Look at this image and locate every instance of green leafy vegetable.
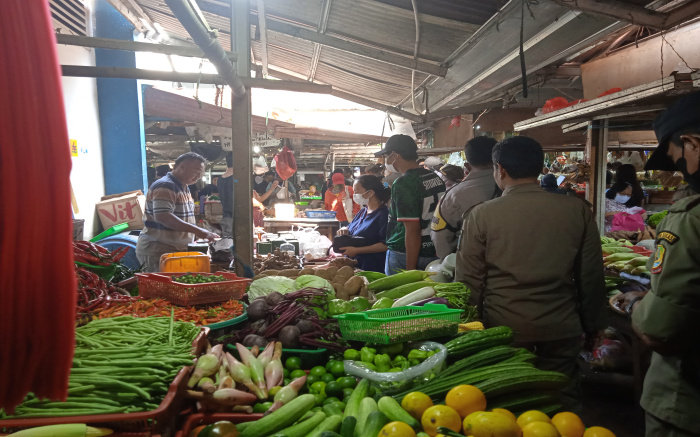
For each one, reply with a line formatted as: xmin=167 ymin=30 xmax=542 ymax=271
xmin=249 ymin=276 xmax=296 ymax=300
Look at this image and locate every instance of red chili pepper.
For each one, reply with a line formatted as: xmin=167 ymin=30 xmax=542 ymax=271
xmin=112 ymin=246 xmax=130 ymax=262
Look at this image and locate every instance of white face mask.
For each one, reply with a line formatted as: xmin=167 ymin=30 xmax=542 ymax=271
xmin=614 ymin=194 xmax=631 ymax=204
xmin=353 ymin=192 xmax=371 ymax=206
xmin=385 ymin=153 xmax=397 ymax=174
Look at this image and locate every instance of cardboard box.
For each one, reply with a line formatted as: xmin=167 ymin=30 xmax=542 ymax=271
xmin=96 ymin=190 xmax=146 ymax=231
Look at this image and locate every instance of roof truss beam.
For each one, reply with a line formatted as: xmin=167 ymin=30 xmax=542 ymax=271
xmin=255 ymin=0 xmax=269 ymax=77
xmin=550 ymin=0 xmax=700 ymax=30
xmin=55 ymin=34 xmax=237 ymax=61
xmin=308 ymin=0 xmax=333 ymax=82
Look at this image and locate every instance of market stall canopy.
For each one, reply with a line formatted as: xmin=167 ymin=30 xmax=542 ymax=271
xmin=103 ymin=0 xmax=700 ymax=121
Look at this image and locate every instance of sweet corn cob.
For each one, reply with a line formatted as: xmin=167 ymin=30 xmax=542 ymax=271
xmin=459 ymin=321 xmax=484 ymax=332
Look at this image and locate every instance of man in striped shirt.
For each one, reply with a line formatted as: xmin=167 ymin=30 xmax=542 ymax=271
xmin=136 ymin=152 xmax=219 ymax=272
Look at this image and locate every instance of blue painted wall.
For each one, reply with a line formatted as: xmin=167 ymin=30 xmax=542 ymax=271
xmin=94 ymin=0 xmax=148 ymax=195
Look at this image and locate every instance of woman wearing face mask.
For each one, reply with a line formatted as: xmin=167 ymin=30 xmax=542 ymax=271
xmin=612 ymin=164 xmax=645 ymax=207
xmin=324 ymin=172 xmax=360 ymax=227
xmin=335 ymin=175 xmax=390 ymax=273
xmin=604 ymin=181 xmax=634 ymax=232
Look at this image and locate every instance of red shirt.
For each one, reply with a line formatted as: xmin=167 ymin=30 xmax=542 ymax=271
xmin=324 ymin=186 xmax=360 ymax=222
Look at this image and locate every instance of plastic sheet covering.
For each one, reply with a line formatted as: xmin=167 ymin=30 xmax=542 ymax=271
xmin=0 ymin=0 xmax=77 ymax=412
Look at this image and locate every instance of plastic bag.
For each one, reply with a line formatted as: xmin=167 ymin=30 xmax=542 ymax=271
xmin=611 ymin=212 xmax=645 ymax=232
xmin=446 ymin=152 xmax=465 ymax=167
xmin=542 ymin=97 xmax=569 ymax=114
xmin=344 ymin=341 xmax=447 ymax=394
xmin=273 ymin=145 xmax=297 ymax=180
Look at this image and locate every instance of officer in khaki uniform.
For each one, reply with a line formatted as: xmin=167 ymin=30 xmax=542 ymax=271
xmin=616 ymin=91 xmax=700 ymax=436
xmin=456 ymin=136 xmax=607 ymax=412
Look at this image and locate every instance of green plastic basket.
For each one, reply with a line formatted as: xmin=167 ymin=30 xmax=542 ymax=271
xmin=226 ymin=344 xmax=329 ymax=369
xmin=206 ymin=304 xmax=248 ymax=338
xmin=334 ymin=304 xmax=463 ymax=344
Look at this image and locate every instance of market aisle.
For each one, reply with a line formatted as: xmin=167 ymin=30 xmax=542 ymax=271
xmin=581 ymin=374 xmax=645 ymax=436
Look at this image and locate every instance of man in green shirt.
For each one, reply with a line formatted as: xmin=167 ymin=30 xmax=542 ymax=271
xmin=616 ymin=91 xmax=700 ymax=437
xmin=375 ymin=135 xmax=446 ymax=274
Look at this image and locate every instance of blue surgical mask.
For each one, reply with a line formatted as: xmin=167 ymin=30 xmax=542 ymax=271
xmin=614 ymin=194 xmax=631 ymax=204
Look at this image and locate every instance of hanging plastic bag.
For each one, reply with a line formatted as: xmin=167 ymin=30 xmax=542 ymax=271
xmin=253 ymin=155 xmax=268 ymax=175
xmin=273 ymin=145 xmax=297 ymax=180
xmin=446 ymin=152 xmax=464 ymax=166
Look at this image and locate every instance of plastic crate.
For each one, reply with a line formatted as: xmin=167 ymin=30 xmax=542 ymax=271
xmin=0 ymin=367 xmax=189 ymax=435
xmin=226 ymin=344 xmax=329 ymax=369
xmin=305 ymin=210 xmax=337 ymax=219
xmin=160 ymin=252 xmax=211 ymax=273
xmin=206 ymin=305 xmax=248 ymax=338
xmin=177 ymin=413 xmax=262 ymax=437
xmin=136 ymin=272 xmax=250 ymax=306
xmin=334 ymin=304 xmax=463 ymax=344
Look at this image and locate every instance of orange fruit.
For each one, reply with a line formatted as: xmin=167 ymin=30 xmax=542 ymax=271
xmin=517 ymin=410 xmax=552 ymax=429
xmin=189 ymin=425 xmax=207 ymax=437
xmin=492 ymin=408 xmax=517 ymax=423
xmin=421 ymin=405 xmax=463 ymax=436
xmin=551 ymin=412 xmax=585 ymax=437
xmin=583 ymin=427 xmax=616 ymax=437
xmin=463 ymin=411 xmax=521 ymax=437
xmin=521 ymin=421 xmax=560 ymax=437
xmin=402 ymin=391 xmax=434 ymax=421
xmin=378 ymin=421 xmax=417 ymax=437
xmin=445 ymin=385 xmax=487 ymax=418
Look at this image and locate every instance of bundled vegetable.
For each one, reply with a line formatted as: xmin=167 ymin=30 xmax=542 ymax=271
xmin=1 ymin=316 xmax=199 ymax=418
xmin=368 ymin=271 xmax=434 ymax=293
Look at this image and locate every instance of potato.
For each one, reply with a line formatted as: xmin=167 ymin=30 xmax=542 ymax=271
xmin=336 ymin=275 xmax=352 ymax=286
xmin=279 ymin=269 xmax=300 ymax=277
xmin=359 ymin=283 xmax=369 ymax=298
xmin=326 ymin=267 xmax=339 ymax=277
xmin=264 ymin=269 xmax=280 ymax=276
xmin=344 ymin=275 xmax=364 ymax=296
xmin=336 ymin=287 xmax=350 ymax=301
xmin=337 ymin=266 xmax=355 ymax=278
xmin=299 ymin=268 xmax=315 ymax=276
xmin=252 ymin=274 xmax=267 ymax=281
xmin=314 ymin=268 xmax=332 ymax=281
xmin=333 ymin=282 xmax=346 ymax=295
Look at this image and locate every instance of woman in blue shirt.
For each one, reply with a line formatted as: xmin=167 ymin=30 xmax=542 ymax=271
xmin=336 ymin=175 xmax=390 ymax=273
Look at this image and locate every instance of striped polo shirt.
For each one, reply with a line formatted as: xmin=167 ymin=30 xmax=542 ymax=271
xmin=139 ymin=172 xmax=196 ymax=251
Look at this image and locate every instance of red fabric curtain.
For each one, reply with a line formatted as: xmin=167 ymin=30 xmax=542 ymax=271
xmin=0 ymin=0 xmax=77 ymax=411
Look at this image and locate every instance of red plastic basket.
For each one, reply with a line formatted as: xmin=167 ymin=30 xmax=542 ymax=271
xmin=177 ymin=413 xmax=263 ymax=437
xmin=136 ymin=272 xmax=250 ymax=306
xmin=0 ymin=367 xmax=189 ymax=435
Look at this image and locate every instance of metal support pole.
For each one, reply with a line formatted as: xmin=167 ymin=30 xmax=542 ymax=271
xmin=586 ymin=120 xmax=608 ymax=234
xmin=231 ymin=0 xmax=254 ymax=273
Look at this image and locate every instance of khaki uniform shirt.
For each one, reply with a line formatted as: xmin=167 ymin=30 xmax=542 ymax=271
xmin=431 ymin=168 xmax=499 ymax=260
xmin=455 ymin=183 xmax=607 ymax=343
xmin=632 ymin=193 xmax=700 ymax=433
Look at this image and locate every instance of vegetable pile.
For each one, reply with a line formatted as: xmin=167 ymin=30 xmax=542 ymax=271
xmin=92 ymin=299 xmax=245 ymax=325
xmin=173 ymin=273 xmax=227 ymax=284
xmin=252 ymin=266 xmax=368 ymax=301
xmin=253 ymin=249 xmax=301 ymax=276
xmin=73 ymin=241 xmax=128 ymax=266
xmin=648 ymin=209 xmax=668 ymax=228
xmin=344 ymin=343 xmax=438 ymax=373
xmin=600 ymin=237 xmax=652 ymax=277
xmin=76 ymin=266 xmax=132 ymax=321
xmin=220 ymin=288 xmax=346 ymax=351
xmin=0 ymin=316 xmax=199 ymax=419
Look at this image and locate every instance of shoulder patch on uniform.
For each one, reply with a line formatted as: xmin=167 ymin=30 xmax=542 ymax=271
xmin=656 ymin=231 xmax=680 ymax=245
xmin=651 ymin=244 xmax=666 ymax=274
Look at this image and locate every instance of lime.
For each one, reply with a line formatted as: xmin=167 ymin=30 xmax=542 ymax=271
xmin=313 ymin=393 xmax=326 ymax=406
xmin=338 ymin=376 xmax=357 ymax=389
xmin=290 ymin=369 xmax=307 ymax=380
xmin=283 ymin=378 xmax=291 ymax=386
xmin=268 ymin=386 xmax=282 ymax=397
xmin=321 ymin=373 xmax=336 ymax=384
xmin=252 ymin=402 xmax=273 ymax=413
xmin=283 ymin=368 xmax=290 ymax=378
xmin=310 ymin=381 xmax=327 ymax=395
xmin=323 ymin=396 xmax=341 ymax=405
xmin=342 ymin=387 xmax=354 ymax=400
xmin=285 ymin=356 xmax=302 ymax=371
xmin=310 ymin=366 xmax=327 ymax=377
xmin=306 ymin=374 xmax=320 ymax=387
xmin=325 ymin=381 xmax=343 ymax=398
xmin=330 ymin=361 xmax=345 ymax=378
xmin=326 ymin=360 xmax=339 ymax=372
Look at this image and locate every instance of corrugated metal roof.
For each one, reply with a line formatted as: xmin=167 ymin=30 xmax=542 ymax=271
xmin=374 ymin=0 xmax=500 ymax=26
xmin=129 ymin=0 xmax=633 ymax=114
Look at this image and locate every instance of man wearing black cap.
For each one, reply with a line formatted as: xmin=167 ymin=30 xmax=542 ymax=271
xmin=615 ymin=91 xmax=700 ymax=437
xmin=376 ymin=134 xmax=446 ymax=274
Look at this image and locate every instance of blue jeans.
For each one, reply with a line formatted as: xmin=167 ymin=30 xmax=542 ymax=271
xmin=385 ymin=250 xmax=438 ymax=275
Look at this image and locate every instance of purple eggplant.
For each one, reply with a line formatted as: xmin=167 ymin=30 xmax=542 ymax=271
xmin=407 ymin=297 xmax=450 ymax=307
